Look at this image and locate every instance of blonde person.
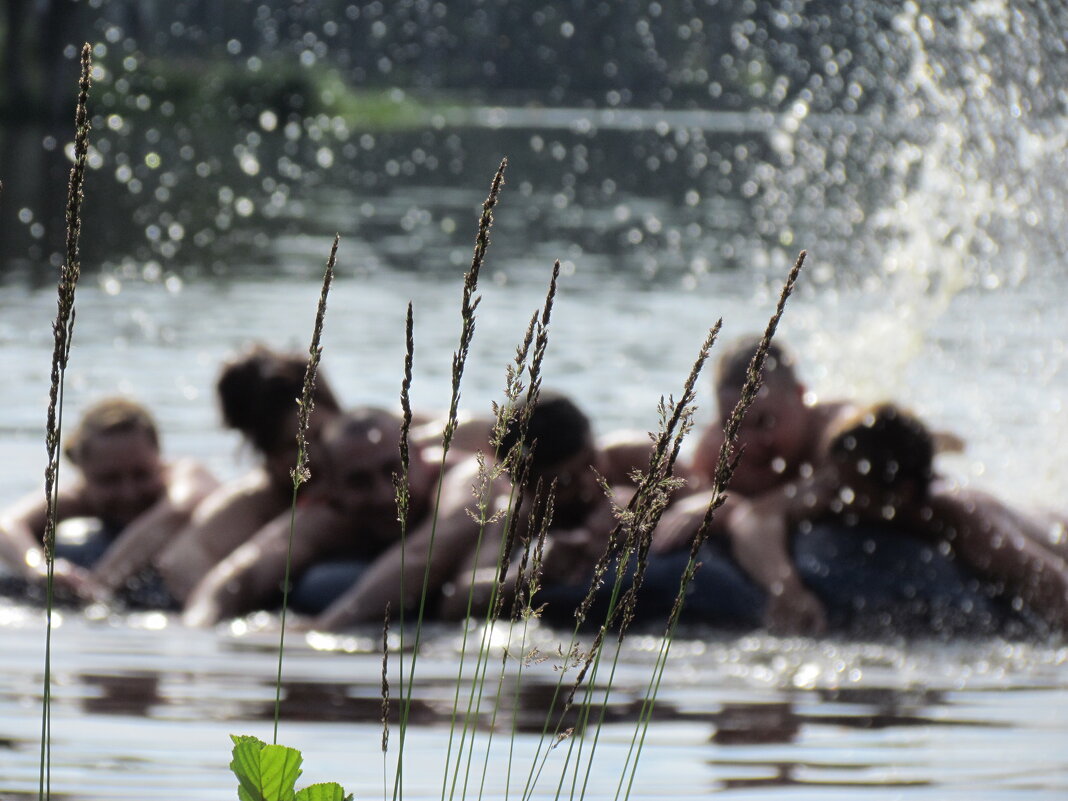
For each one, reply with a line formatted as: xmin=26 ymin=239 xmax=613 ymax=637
xmin=93 ymin=344 xmax=343 ymax=606
xmin=0 ymin=397 xmax=216 ymax=606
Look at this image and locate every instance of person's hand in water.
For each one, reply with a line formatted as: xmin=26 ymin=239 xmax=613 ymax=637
xmin=726 ymin=499 xmax=827 ymax=636
xmin=762 ymin=577 xmax=827 ymax=636
xmin=33 ymin=554 xmax=109 ymax=604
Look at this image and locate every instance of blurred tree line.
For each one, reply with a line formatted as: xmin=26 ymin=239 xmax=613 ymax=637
xmin=2 ymin=0 xmax=894 ymax=121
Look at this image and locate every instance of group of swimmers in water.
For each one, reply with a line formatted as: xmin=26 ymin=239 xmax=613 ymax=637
xmin=2 ymin=337 xmax=1067 ymax=637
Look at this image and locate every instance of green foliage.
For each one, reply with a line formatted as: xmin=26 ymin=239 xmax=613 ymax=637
xmin=92 ymin=55 xmax=450 ymax=130
xmin=230 ymin=735 xmax=352 ymax=801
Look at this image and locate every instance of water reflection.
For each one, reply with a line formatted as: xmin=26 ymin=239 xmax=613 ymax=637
xmin=1 ymin=614 xmax=1066 ymax=798
xmin=80 ymin=672 xmax=163 ymax=717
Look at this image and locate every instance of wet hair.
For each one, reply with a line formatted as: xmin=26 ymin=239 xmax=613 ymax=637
xmin=216 ymin=343 xmax=340 ymax=455
xmin=825 ymin=403 xmax=934 ymax=495
xmin=495 ymin=392 xmax=592 ymax=474
xmin=64 ymin=397 xmax=160 ymax=465
xmin=714 ymin=335 xmax=799 ymax=394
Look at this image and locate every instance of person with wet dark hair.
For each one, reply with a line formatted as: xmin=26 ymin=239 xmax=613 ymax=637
xmin=182 ymin=408 xmax=438 ymax=626
xmin=0 ymin=397 xmax=217 ymax=607
xmin=313 ymin=392 xmax=624 ymax=629
xmin=725 ymin=402 xmax=1068 ymax=634
xmin=149 ymin=343 xmax=342 ymax=605
xmin=824 ymin=403 xmax=935 ymax=500
xmin=215 ymin=343 xmax=342 ymax=489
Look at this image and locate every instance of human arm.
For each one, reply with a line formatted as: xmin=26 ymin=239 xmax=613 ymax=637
xmin=718 ymin=470 xmax=841 ymax=635
xmin=313 ymin=499 xmax=483 ymax=629
xmin=917 ymin=488 xmax=1068 ymax=629
xmin=182 ymin=503 xmax=345 ymax=626
xmin=154 ymin=470 xmax=288 ymax=604
xmin=0 ymin=489 xmax=105 ymax=600
xmin=652 ymin=489 xmax=737 ymax=554
xmin=726 ymin=499 xmax=827 ymax=635
xmin=444 ymin=483 xmax=629 ymax=622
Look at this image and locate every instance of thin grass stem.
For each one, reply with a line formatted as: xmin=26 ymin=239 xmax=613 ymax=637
xmin=390 ymin=302 xmax=414 ymax=800
xmin=393 ymin=159 xmax=506 ymax=801
xmin=272 ymin=234 xmax=338 ymax=745
xmin=614 ymin=251 xmax=806 ymax=801
xmin=38 ymin=43 xmax=92 ymax=801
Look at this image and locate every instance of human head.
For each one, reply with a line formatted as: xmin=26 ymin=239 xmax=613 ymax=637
xmin=64 ymin=397 xmax=166 ymax=527
xmin=823 ymin=403 xmax=934 ymax=504
xmin=216 ymin=343 xmax=341 ymax=485
xmin=320 ymin=408 xmax=431 ymax=547
xmin=714 ymin=336 xmax=808 ymax=492
xmin=496 ymin=392 xmax=598 ymax=525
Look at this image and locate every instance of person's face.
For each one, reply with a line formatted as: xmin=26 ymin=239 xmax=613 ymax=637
xmin=535 ymin=442 xmax=600 ymax=527
xmin=77 ymin=429 xmax=165 ymax=527
xmin=263 ymin=407 xmax=331 ymax=490
xmin=718 ymin=380 xmax=808 ymax=492
xmin=326 ymin=425 xmax=408 ymax=544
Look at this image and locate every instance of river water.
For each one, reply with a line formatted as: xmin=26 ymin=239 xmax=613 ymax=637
xmin=3 ymin=1 xmax=1068 ymax=798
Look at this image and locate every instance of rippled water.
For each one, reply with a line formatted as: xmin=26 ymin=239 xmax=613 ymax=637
xmin=1 ymin=259 xmax=1067 ymax=798
xmin=4 ymin=1 xmax=1068 ymax=796
xmin=1 ymin=608 xmax=1067 ymax=800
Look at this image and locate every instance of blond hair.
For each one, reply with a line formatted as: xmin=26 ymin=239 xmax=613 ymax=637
xmin=64 ymin=397 xmax=160 ymax=465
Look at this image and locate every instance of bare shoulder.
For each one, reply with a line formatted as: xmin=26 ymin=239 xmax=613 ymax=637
xmin=810 ymin=399 xmax=856 ymax=426
xmin=166 ymin=458 xmax=218 ymax=487
xmin=804 ymin=400 xmax=857 ymax=448
xmin=190 ymin=470 xmax=277 ymax=521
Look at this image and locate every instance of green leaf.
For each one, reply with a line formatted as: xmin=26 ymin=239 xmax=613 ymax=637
xmin=230 ymin=734 xmax=304 ymax=801
xmin=294 ymin=782 xmax=353 ymax=801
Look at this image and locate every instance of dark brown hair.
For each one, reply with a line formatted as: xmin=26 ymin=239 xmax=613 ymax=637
xmin=714 ymin=335 xmax=798 ymax=393
xmin=825 ymin=403 xmax=934 ymax=495
xmin=495 ymin=391 xmax=592 ymax=474
xmin=217 ymin=343 xmax=341 ymax=455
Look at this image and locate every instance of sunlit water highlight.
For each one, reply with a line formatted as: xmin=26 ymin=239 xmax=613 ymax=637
xmin=3 ymin=1 xmax=1068 ymax=797
xmin=1 ymin=612 xmax=1067 ymax=800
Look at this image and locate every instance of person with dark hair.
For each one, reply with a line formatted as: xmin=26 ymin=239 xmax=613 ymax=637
xmin=148 ymin=344 xmax=342 ymax=604
xmin=182 ymin=408 xmax=437 ymax=626
xmin=0 ymin=397 xmax=217 ymax=606
xmin=725 ymin=402 xmax=1068 ymax=634
xmin=651 ymin=334 xmax=1031 ymax=636
xmin=313 ymin=392 xmax=623 ymax=629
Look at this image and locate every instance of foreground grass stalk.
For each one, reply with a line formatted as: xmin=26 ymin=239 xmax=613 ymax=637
xmin=564 ymin=326 xmax=720 ymax=801
xmin=615 ymin=251 xmax=807 ymax=801
xmin=516 ymin=318 xmax=720 ymax=801
xmin=389 ymin=303 xmax=414 ymax=801
xmin=381 ymin=603 xmax=391 ymax=801
xmin=38 ymin=43 xmax=92 ymax=801
xmin=272 ymin=234 xmax=338 ymax=745
xmin=445 ymin=261 xmax=559 ymax=801
xmin=392 ymin=159 xmax=506 ymax=801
